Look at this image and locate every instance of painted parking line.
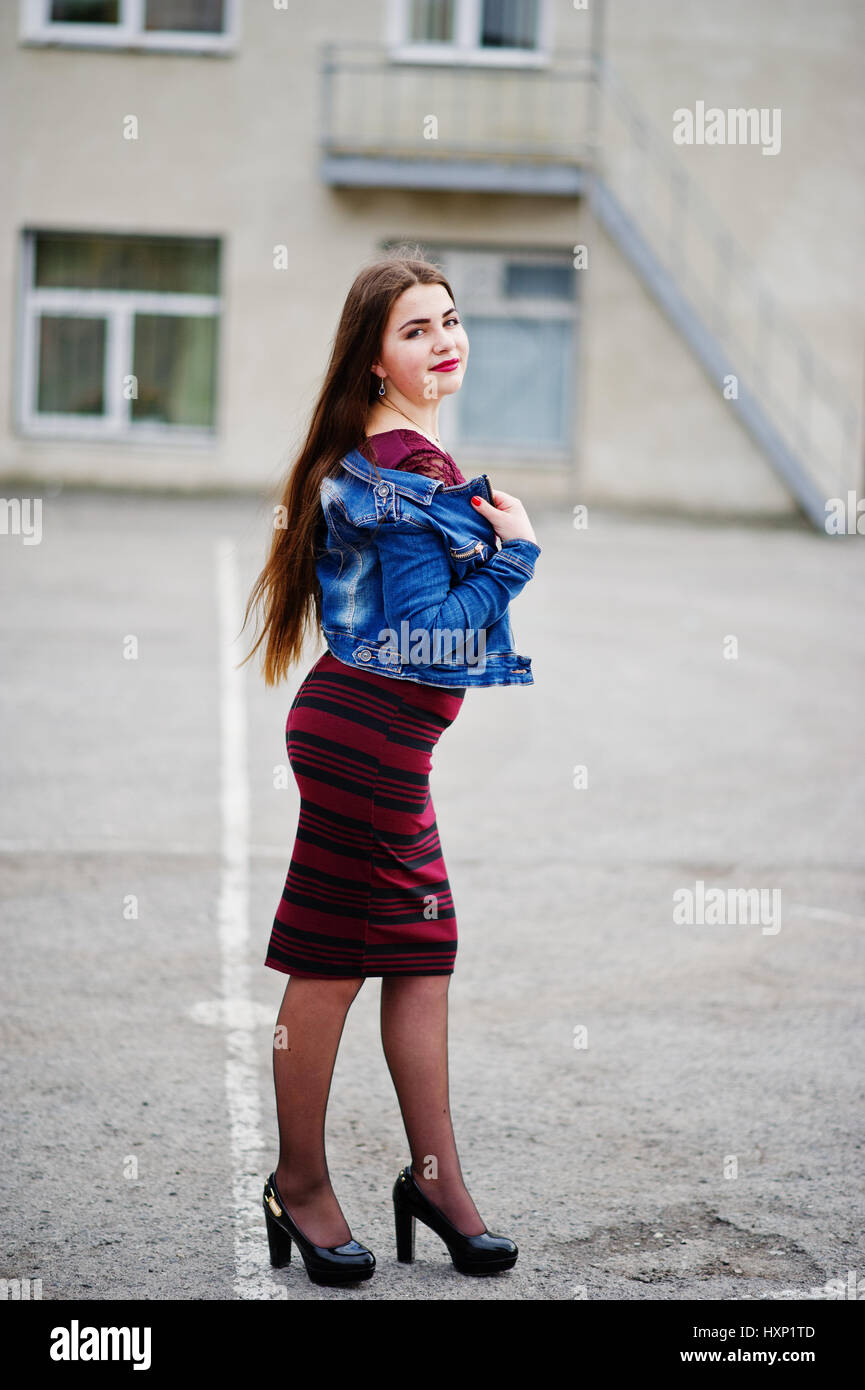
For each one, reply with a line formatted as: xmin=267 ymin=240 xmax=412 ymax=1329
xmin=215 ymin=536 xmax=286 ymax=1300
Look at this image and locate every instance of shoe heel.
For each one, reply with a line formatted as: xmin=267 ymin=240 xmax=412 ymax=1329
xmin=394 ymin=1204 xmax=415 ymax=1263
xmin=264 ymin=1203 xmax=292 ymax=1268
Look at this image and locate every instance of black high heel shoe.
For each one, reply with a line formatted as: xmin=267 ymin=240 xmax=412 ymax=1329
xmin=263 ymin=1174 xmax=375 ymax=1286
xmin=392 ymin=1165 xmax=518 ymax=1276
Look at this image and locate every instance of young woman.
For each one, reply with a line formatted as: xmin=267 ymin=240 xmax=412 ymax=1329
xmin=241 ymin=247 xmax=541 ymax=1287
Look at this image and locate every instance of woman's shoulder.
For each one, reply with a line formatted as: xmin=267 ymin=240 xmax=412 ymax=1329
xmin=357 ymin=429 xmax=466 ymax=486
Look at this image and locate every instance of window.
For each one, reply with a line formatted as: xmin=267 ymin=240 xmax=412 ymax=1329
xmin=408 ymin=0 xmax=455 ymax=42
xmin=19 ymin=231 xmax=221 ymax=440
xmin=20 ymin=0 xmax=238 ymax=52
xmin=480 ymin=0 xmax=539 ymax=50
xmin=390 ymin=0 xmax=550 ymax=65
xmin=408 ymin=245 xmax=576 ymax=456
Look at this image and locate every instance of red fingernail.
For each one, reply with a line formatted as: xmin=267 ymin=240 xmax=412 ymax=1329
xmin=471 ymin=496 xmax=480 ymax=505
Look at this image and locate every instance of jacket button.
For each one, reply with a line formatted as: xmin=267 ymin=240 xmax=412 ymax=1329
xmin=357 ymin=648 xmax=371 ymax=662
xmin=377 ymin=484 xmax=388 ymax=496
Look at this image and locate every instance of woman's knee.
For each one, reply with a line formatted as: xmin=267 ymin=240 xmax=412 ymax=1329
xmin=280 ymin=974 xmax=365 ymax=1010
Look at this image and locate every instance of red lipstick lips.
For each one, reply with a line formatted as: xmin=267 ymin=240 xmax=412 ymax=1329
xmin=431 ymin=358 xmax=460 ymax=372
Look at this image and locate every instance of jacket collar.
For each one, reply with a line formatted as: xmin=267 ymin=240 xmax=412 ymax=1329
xmin=340 ymin=448 xmax=439 ymax=505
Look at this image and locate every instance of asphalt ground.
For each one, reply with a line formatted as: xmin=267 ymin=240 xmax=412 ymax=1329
xmin=1 ymin=486 xmax=863 ymax=1309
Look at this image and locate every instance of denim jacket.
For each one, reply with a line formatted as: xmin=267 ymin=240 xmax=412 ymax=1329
xmin=315 ymin=448 xmax=541 ymax=688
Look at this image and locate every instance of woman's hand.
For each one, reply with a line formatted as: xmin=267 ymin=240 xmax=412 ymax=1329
xmin=471 ymin=488 xmax=538 ymax=546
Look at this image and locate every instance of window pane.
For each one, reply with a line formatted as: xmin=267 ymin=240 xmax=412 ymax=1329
xmin=131 ymin=314 xmax=217 ymax=426
xmin=459 ymin=316 xmax=569 ymax=446
xmin=505 ymin=263 xmax=575 ymax=300
xmin=480 ymin=0 xmax=539 ymax=49
xmin=50 ymin=1 xmax=119 ymax=21
xmin=37 ymin=315 xmax=106 ymax=415
xmin=144 ymin=0 xmax=225 ymax=33
xmin=34 ymin=233 xmax=219 ymax=295
xmin=409 ymin=0 xmax=455 ymax=42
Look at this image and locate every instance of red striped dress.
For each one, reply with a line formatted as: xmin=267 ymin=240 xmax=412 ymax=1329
xmin=264 ymin=431 xmax=468 ymax=979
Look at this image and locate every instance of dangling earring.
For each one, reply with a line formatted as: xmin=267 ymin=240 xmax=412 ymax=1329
xmin=378 ymin=379 xmax=386 ymax=398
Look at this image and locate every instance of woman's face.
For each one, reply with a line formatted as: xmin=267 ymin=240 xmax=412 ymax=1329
xmin=372 ymin=281 xmax=469 ymax=406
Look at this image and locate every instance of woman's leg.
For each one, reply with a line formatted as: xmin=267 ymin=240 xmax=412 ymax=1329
xmin=272 ymin=974 xmax=364 ymax=1248
xmin=379 ymin=974 xmax=485 ymax=1236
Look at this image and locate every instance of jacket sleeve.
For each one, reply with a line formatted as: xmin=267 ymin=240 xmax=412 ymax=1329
xmin=374 ymin=519 xmax=541 ymax=637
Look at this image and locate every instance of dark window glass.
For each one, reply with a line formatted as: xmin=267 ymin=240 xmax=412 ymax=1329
xmin=480 ymin=0 xmax=539 ymax=49
xmin=144 ymin=0 xmax=225 ymax=33
xmin=131 ymin=314 xmax=218 ymax=426
xmin=34 ymin=233 xmax=219 ymax=295
xmin=50 ymin=1 xmax=119 ymax=21
xmin=409 ymin=0 xmax=455 ymax=42
xmin=49 ymin=0 xmax=225 ymax=31
xmin=37 ymin=316 xmax=106 ymax=415
xmin=504 ymin=263 xmax=575 ymax=299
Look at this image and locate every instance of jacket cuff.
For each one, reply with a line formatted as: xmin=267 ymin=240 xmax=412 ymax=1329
xmin=497 ymin=538 xmax=541 ymax=579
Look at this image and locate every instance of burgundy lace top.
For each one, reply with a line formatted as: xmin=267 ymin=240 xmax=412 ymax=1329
xmin=356 ymin=428 xmax=466 ymax=486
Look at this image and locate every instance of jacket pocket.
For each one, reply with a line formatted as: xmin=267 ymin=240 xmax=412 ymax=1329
xmin=448 ymin=537 xmax=492 ymax=572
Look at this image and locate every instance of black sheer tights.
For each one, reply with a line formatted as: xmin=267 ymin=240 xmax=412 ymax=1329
xmin=271 ymin=974 xmax=484 ymax=1248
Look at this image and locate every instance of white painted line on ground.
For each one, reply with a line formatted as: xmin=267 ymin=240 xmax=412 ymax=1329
xmin=215 ymin=537 xmax=286 ymax=1300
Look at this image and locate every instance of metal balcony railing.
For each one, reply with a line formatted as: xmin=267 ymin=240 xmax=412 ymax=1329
xmin=320 ymin=41 xmax=594 ymax=168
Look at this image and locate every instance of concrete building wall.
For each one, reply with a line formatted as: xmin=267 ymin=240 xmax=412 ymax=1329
xmin=0 ymin=0 xmax=861 ymax=522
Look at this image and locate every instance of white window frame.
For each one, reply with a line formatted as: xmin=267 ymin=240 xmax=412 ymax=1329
xmin=386 ymin=0 xmax=553 ymax=68
xmin=409 ymin=242 xmax=577 ymax=460
xmin=17 ymin=230 xmax=222 ymax=444
xmin=20 ymin=0 xmax=241 ymax=55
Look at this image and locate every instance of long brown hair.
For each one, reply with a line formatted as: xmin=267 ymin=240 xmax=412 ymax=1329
xmin=239 ymin=245 xmax=455 ymax=686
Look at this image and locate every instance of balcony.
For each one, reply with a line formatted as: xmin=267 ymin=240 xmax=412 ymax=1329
xmin=319 ymin=42 xmax=594 ymax=196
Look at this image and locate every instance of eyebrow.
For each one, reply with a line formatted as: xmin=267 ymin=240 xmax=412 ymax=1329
xmin=397 ymin=305 xmax=458 ymax=332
